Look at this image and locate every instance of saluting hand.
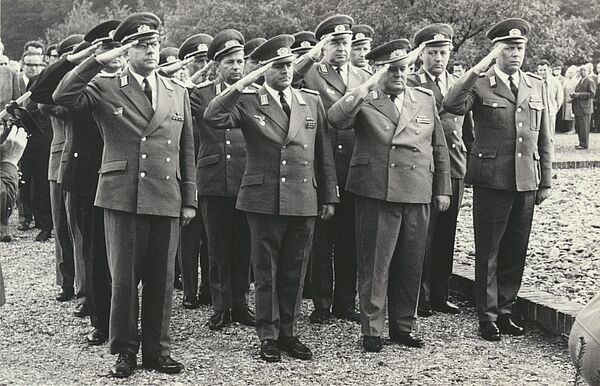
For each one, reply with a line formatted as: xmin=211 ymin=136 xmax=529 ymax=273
xmin=235 ymin=62 xmax=272 ymax=92
xmin=307 ymin=34 xmax=334 ymax=61
xmin=320 ymin=204 xmax=335 ymax=221
xmin=189 ymin=60 xmax=214 ymax=84
xmin=432 ymin=195 xmax=451 ymax=212
xmin=160 ymin=57 xmax=194 ymax=77
xmin=405 ymin=43 xmax=426 ymax=66
xmin=67 ymin=42 xmax=101 ymax=64
xmin=472 ymin=43 xmax=506 ymax=74
xmin=360 ymin=64 xmax=389 ymax=94
xmin=96 ymin=40 xmax=138 ymax=66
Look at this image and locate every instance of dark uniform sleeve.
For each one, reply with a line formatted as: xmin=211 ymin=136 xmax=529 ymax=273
xmin=537 ymin=80 xmax=553 ymax=189
xmin=430 ymin=96 xmax=452 ymax=196
xmin=292 ymin=55 xmax=316 ymax=88
xmin=443 ymin=71 xmax=480 ymax=115
xmin=29 ymin=57 xmax=76 ymax=105
xmin=327 ymin=87 xmax=366 ymax=130
xmin=314 ymin=96 xmax=340 ymax=205
xmin=38 ymin=103 xmax=70 ymax=119
xmin=179 ymin=88 xmax=198 ymax=209
xmin=52 ymin=56 xmax=105 ymax=110
xmin=203 ymin=88 xmax=245 ymax=129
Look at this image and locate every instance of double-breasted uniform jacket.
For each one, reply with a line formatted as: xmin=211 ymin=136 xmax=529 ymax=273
xmin=328 ymin=86 xmax=452 ymax=203
xmin=407 ymin=69 xmax=468 ymax=179
xmin=203 ymin=86 xmax=339 ymax=216
xmin=572 ymin=75 xmax=597 ymax=116
xmin=52 ymin=57 xmax=197 ymax=217
xmin=443 ymin=67 xmax=552 ymax=192
xmin=294 ymin=56 xmax=370 ymax=186
xmin=189 ymin=78 xmax=257 ymax=197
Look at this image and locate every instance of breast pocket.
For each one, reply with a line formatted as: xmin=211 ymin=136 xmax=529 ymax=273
xmin=482 ymin=99 xmax=508 ymax=129
xmin=529 ymin=101 xmax=544 ymax=131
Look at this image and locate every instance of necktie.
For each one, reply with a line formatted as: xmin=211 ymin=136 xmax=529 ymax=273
xmin=335 ymin=67 xmax=345 ymax=85
xmin=143 ymin=77 xmax=153 ymax=106
xmin=432 ymin=77 xmax=443 ymax=102
xmin=508 ymin=75 xmax=518 ymax=97
xmin=390 ymin=94 xmax=400 ymax=113
xmin=279 ymin=91 xmax=291 ymax=119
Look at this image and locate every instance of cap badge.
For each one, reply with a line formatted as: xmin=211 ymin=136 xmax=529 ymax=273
xmin=334 ymin=25 xmax=347 ymax=32
xmin=224 ymin=40 xmax=239 ymax=49
xmin=197 ymin=44 xmax=208 ymax=51
xmin=137 ymin=25 xmax=151 ymax=33
xmin=434 ymin=34 xmax=445 ymax=40
xmin=108 ymin=30 xmax=116 ymax=39
xmin=509 ymin=29 xmax=522 ymax=37
xmin=355 ymin=33 xmax=365 ymax=39
xmin=277 ymin=47 xmax=290 ymax=56
xmin=389 ymin=49 xmax=406 ymax=60
xmin=166 ymin=55 xmax=177 ymax=63
xmin=300 ymin=41 xmax=312 ymax=48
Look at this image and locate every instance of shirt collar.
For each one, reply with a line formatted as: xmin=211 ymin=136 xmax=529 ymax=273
xmin=423 ymin=68 xmax=447 ymax=86
xmin=129 ymin=66 xmax=157 ymax=89
xmin=264 ymin=83 xmax=292 ymax=106
xmin=494 ymin=65 xmax=519 ymax=88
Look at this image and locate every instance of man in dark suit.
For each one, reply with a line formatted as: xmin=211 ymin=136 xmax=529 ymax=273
xmin=443 ymin=18 xmax=552 ymax=341
xmin=189 ymin=30 xmax=255 ymax=329
xmin=406 ymin=24 xmax=469 ymax=317
xmin=53 ymin=13 xmax=197 ymax=377
xmin=571 ymin=65 xmax=596 ymax=149
xmin=329 ymin=41 xmax=451 ymax=352
xmin=294 ymin=14 xmax=370 ymax=324
xmin=204 ymin=35 xmax=339 ymax=362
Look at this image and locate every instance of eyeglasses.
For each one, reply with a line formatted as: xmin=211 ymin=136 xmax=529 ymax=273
xmin=23 ymin=63 xmax=45 ymax=68
xmin=134 ymin=41 xmax=160 ymax=50
xmin=0 ymin=62 xmax=8 ymax=66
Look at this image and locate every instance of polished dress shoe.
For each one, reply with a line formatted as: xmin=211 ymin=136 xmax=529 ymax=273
xmin=86 ymin=328 xmax=108 ymax=345
xmin=260 ymin=339 xmax=281 ymax=362
xmin=73 ymin=303 xmax=88 ymax=317
xmin=197 ymin=289 xmax=212 ymax=305
xmin=277 ymin=336 xmax=312 ymax=360
xmin=17 ymin=221 xmax=30 ymax=231
xmin=431 ymin=300 xmax=460 ymax=314
xmin=417 ymin=303 xmax=434 ymax=317
xmin=173 ymin=276 xmax=183 ymax=290
xmin=110 ymin=352 xmax=136 ymax=378
xmin=142 ymin=356 xmax=184 ymax=374
xmin=35 ymin=229 xmax=52 ymax=242
xmin=389 ymin=331 xmax=425 ymax=348
xmin=363 ymin=336 xmax=383 ymax=352
xmin=231 ymin=305 xmax=256 ymax=326
xmin=575 ymin=145 xmax=588 ymax=150
xmin=479 ymin=321 xmax=501 ymax=341
xmin=55 ymin=287 xmax=74 ymax=302
xmin=497 ymin=315 xmax=525 ymax=336
xmin=309 ymin=308 xmax=331 ymax=324
xmin=182 ymin=296 xmax=199 ymax=309
xmin=333 ymin=308 xmax=360 ymax=323
xmin=208 ymin=309 xmax=231 ymax=330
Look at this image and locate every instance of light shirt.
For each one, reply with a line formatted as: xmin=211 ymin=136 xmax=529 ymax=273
xmin=494 ymin=65 xmax=520 ymax=90
xmin=264 ymin=83 xmax=293 ymax=111
xmin=129 ymin=67 xmax=158 ymax=109
xmin=424 ymin=69 xmax=448 ymax=96
xmin=22 ymin=73 xmax=29 ymax=87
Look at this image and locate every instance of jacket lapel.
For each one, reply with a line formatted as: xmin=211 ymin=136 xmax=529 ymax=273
xmin=368 ymin=91 xmax=399 ymax=124
xmin=394 ymin=88 xmax=421 ymax=137
xmin=283 ymin=90 xmax=309 ymax=145
xmin=144 ymin=75 xmax=174 ymax=135
xmin=319 ymin=62 xmax=346 ymax=95
xmin=347 ymin=65 xmax=363 ymax=90
xmin=257 ymin=86 xmax=289 ymax=134
xmin=417 ymin=68 xmax=443 ymax=109
xmin=119 ymin=68 xmax=154 ymax=120
xmin=516 ymin=70 xmax=532 ymax=108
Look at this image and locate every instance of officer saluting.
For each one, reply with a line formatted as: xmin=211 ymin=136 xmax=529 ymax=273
xmin=328 ymin=41 xmax=452 ymax=353
xmin=53 ymin=12 xmax=197 ymax=377
xmin=204 ymin=35 xmax=339 ymax=362
xmin=443 ymin=18 xmax=552 ymax=341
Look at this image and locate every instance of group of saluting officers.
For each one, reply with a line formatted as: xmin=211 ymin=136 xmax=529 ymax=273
xmin=25 ymin=9 xmax=552 ymax=378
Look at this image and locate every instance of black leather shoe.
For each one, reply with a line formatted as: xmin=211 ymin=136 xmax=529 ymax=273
xmin=109 ymin=352 xmax=136 ymax=378
xmin=260 ymin=339 xmax=281 ymax=362
xmin=182 ymin=296 xmax=199 ymax=309
xmin=197 ymin=288 xmax=212 ymax=305
xmin=389 ymin=331 xmax=425 ymax=348
xmin=277 ymin=337 xmax=312 ymax=360
xmin=309 ymin=308 xmax=331 ymax=324
xmin=0 ymin=231 xmax=12 ymax=243
xmin=55 ymin=287 xmax=74 ymax=302
xmin=479 ymin=321 xmax=501 ymax=341
xmin=208 ymin=310 xmax=231 ymax=330
xmin=35 ymin=229 xmax=52 ymax=242
xmin=363 ymin=336 xmax=383 ymax=352
xmin=232 ymin=305 xmax=256 ymax=326
xmin=497 ymin=315 xmax=525 ymax=336
xmin=431 ymin=300 xmax=460 ymax=314
xmin=333 ymin=308 xmax=360 ymax=323
xmin=73 ymin=303 xmax=88 ymax=317
xmin=417 ymin=303 xmax=434 ymax=317
xmin=142 ymin=356 xmax=184 ymax=374
xmin=17 ymin=222 xmax=30 ymax=231
xmin=173 ymin=276 xmax=183 ymax=290
xmin=86 ymin=328 xmax=108 ymax=345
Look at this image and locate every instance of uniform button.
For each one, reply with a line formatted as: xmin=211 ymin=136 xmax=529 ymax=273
xmin=413 ymin=147 xmax=419 ymax=152
xmin=74 ymin=152 xmax=79 ymax=158
xmin=303 ymin=178 xmax=307 ymax=182
xmin=517 ymin=107 xmax=522 ymax=112
xmin=412 ymin=165 xmax=416 ymax=169
xmin=141 ymin=137 xmax=147 ymax=142
xmin=385 ymin=126 xmax=390 ymax=130
xmin=167 ymin=139 xmax=172 ymax=144
xmin=282 ymin=145 xmax=286 ymax=149
xmin=415 ymin=130 xmax=420 ymax=134
xmin=165 ymin=175 xmax=170 ymax=180
xmin=225 ymin=140 xmax=231 ymax=145
xmin=226 ymin=154 xmax=231 ymax=159
xmin=518 ymin=122 xmax=523 ymax=127
xmin=140 ymin=172 xmax=146 ymax=178
xmin=226 ymin=129 xmax=231 ymax=132
xmin=478 ymin=153 xmax=483 ymax=158
xmin=281 ymin=177 xmax=286 ymax=182
xmin=453 ymin=117 xmax=458 ymax=122
xmin=303 ymin=161 xmax=308 ymax=166
xmin=517 ymin=153 xmax=522 ymax=157
xmin=492 ymin=102 xmax=498 ymax=107
xmin=453 ymin=130 xmax=457 ymax=135
xmin=282 ymin=160 xmax=287 ymax=165
xmin=141 ymin=154 xmax=147 ymax=159
xmin=518 ymin=137 xmax=523 ymax=142
xmin=451 ymin=143 xmax=456 ymax=149
xmin=391 ymin=145 xmax=396 ymax=150
xmin=303 ymin=144 xmax=308 ymax=149
xmin=166 ymin=157 xmax=171 ymax=162
xmin=338 ymin=144 xmax=343 ymax=149
xmin=390 ymin=163 xmax=396 ymax=168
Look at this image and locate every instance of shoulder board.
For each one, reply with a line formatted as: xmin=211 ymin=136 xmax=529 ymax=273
xmin=419 ymin=73 xmax=428 ymax=84
xmin=195 ymin=80 xmax=212 ymax=89
xmin=250 ymin=83 xmax=262 ymax=90
xmin=159 ymin=76 xmax=175 ymax=91
xmin=369 ymin=90 xmax=378 ymax=99
xmin=451 ymin=73 xmax=461 ymax=79
xmin=414 ymin=86 xmax=433 ymax=95
xmin=525 ymin=72 xmax=542 ymax=81
xmin=242 ymin=88 xmax=257 ymax=94
xmin=300 ymin=88 xmax=320 ymax=95
xmin=478 ymin=72 xmax=487 ymax=77
xmin=318 ymin=64 xmax=328 ymax=74
xmin=119 ymin=74 xmax=129 ymax=88
xmin=98 ymin=73 xmax=117 ymax=78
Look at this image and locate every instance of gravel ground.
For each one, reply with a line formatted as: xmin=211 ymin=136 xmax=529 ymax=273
xmin=455 ymin=168 xmax=600 ymax=306
xmin=554 ymin=132 xmax=600 ymax=161
xmin=1 ymin=222 xmax=573 ymax=384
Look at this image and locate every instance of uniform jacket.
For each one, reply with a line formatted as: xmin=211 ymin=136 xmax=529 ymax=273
xmin=38 ymin=104 xmax=68 ymax=182
xmin=0 ymin=66 xmax=22 ymax=108
xmin=443 ymin=67 xmax=552 ymax=192
xmin=204 ymin=85 xmax=339 ymax=216
xmin=407 ymin=69 xmax=468 ymax=179
xmin=294 ymin=56 xmax=370 ymax=186
xmin=328 ymin=86 xmax=452 ymax=204
xmin=53 ymin=57 xmax=197 ymax=217
xmin=189 ymin=78 xmax=254 ymax=197
xmin=572 ymin=75 xmax=596 ymax=116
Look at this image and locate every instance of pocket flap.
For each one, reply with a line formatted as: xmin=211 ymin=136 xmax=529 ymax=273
xmin=98 ymin=160 xmax=127 ymax=174
xmin=241 ymin=173 xmax=264 ymax=187
xmin=51 ymin=142 xmax=65 ymax=153
xmin=472 ymin=148 xmax=497 ymax=159
xmin=528 ymin=101 xmax=544 ymax=110
xmin=197 ymin=153 xmax=220 ymax=167
xmin=350 ymin=154 xmax=370 ymax=166
xmin=533 ymin=150 xmax=540 ymax=160
xmin=482 ymin=99 xmax=508 ymax=108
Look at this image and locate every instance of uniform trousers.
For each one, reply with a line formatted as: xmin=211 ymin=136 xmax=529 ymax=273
xmin=420 ymin=178 xmax=464 ymax=305
xmin=178 ymin=207 xmax=209 ymax=300
xmin=64 ymin=191 xmax=87 ymax=306
xmin=473 ymin=187 xmax=536 ymax=322
xmin=310 ymin=190 xmax=357 ymax=313
xmin=246 ymin=212 xmax=315 ymax=340
xmin=355 ymin=195 xmax=429 ymax=337
xmin=575 ymin=113 xmax=591 ymax=148
xmin=19 ymin=151 xmax=52 ymax=230
xmin=200 ymin=196 xmax=250 ymax=311
xmin=104 ymin=209 xmax=179 ymax=357
xmin=49 ymin=181 xmax=74 ymax=289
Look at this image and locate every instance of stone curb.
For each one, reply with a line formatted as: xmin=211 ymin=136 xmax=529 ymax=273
xmin=552 ymin=160 xmax=600 ymax=169
xmin=450 ymin=263 xmax=583 ymax=338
